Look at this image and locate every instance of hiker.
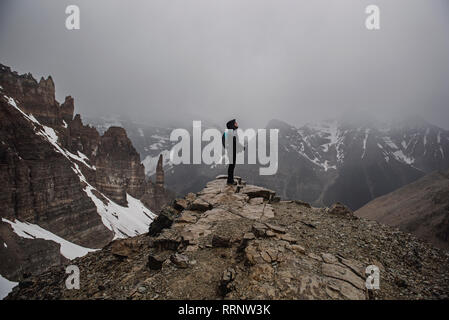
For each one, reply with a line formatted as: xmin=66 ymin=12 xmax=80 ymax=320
xmin=222 ymin=119 xmax=245 ymax=185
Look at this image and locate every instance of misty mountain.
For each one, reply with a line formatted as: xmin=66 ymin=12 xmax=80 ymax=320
xmin=261 ymin=117 xmax=449 ymax=209
xmin=87 ymin=116 xmax=449 ymax=210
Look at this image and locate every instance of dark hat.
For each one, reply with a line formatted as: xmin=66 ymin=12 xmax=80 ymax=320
xmin=226 ymin=119 xmax=237 ymax=129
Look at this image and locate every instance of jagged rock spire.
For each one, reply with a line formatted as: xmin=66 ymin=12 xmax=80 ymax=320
xmin=156 ymin=154 xmax=164 ymax=188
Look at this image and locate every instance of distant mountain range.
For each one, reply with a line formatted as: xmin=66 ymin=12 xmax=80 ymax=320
xmin=87 ymin=115 xmax=449 ymax=210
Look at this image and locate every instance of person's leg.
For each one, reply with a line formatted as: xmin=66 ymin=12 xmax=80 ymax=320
xmin=227 ymin=163 xmax=235 ymax=184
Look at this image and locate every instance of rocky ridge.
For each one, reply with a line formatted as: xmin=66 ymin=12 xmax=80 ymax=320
xmin=7 ymin=176 xmax=449 ymax=300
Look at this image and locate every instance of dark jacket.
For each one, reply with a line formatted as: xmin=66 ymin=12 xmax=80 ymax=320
xmin=222 ymin=119 xmax=243 ymax=163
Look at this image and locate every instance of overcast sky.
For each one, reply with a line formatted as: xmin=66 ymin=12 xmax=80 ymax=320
xmin=1 ymin=0 xmax=448 ymax=129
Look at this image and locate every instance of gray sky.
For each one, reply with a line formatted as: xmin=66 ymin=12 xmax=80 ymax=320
xmin=1 ymin=0 xmax=448 ymax=129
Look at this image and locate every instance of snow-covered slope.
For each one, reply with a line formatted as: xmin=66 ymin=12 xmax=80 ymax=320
xmin=263 ymin=118 xmax=449 ymax=209
xmin=0 ymin=275 xmax=17 ymax=300
xmin=2 ymin=218 xmax=96 ymax=260
xmin=2 ymin=95 xmax=156 ymax=241
xmin=277 ymin=118 xmax=449 ymax=174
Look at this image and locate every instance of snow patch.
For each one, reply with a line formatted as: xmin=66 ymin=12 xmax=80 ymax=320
xmin=4 ymin=95 xmax=39 ymax=124
xmin=392 ymin=150 xmax=415 ymax=165
xmin=36 ymin=124 xmax=96 ymax=170
xmin=69 ymin=162 xmax=155 ymax=239
xmin=138 ymin=128 xmax=144 ymax=137
xmin=2 ymin=218 xmax=97 ymax=260
xmin=83 ymin=186 xmax=155 ymax=239
xmin=383 ymin=137 xmax=398 ymax=150
xmin=361 ymin=129 xmax=370 ymax=159
xmin=4 ymin=96 xmax=96 ymax=171
xmin=0 ymin=275 xmax=18 ymax=300
xmin=424 ymin=128 xmax=429 ymax=146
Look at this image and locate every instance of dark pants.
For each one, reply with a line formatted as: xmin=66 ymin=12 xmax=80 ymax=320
xmin=227 ymin=163 xmax=235 ymax=183
xmin=227 ymin=136 xmax=237 ymax=184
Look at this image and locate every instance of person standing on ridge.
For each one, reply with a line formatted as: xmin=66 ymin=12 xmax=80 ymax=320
xmin=222 ymin=119 xmax=245 ymax=185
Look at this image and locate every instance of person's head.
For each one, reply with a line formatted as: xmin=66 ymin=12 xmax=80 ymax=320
xmin=226 ymin=119 xmax=238 ymax=130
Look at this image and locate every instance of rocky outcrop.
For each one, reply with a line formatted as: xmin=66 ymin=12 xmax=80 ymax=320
xmin=141 ymin=154 xmax=175 ymax=213
xmin=155 ymin=155 xmax=164 ymax=188
xmin=0 ymin=65 xmax=62 ymax=126
xmin=94 ymin=127 xmax=146 ymax=205
xmin=65 ymin=114 xmax=100 ymax=159
xmin=60 ymin=96 xmax=74 ymax=124
xmin=0 ymin=64 xmax=173 ymax=283
xmin=7 ymin=177 xmax=449 ymax=300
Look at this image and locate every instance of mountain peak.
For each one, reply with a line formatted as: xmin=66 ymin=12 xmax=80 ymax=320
xmin=266 ymin=118 xmax=295 ymax=130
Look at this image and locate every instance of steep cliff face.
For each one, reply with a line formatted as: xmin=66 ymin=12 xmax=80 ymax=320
xmin=0 ymin=82 xmax=113 ymax=249
xmin=0 ymin=65 xmax=61 ymax=126
xmin=0 ymin=64 xmax=171 ymax=284
xmin=95 ymin=127 xmax=146 ymax=205
xmin=93 ymin=128 xmax=173 ymax=211
xmin=65 ymin=114 xmax=100 ymax=160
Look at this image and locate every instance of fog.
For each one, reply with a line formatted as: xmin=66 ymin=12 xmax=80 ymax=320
xmin=1 ymin=0 xmax=448 ymax=129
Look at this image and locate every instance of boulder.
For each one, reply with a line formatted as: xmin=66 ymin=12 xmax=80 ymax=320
xmin=189 ymin=198 xmax=211 ymax=212
xmin=148 ymin=206 xmax=178 ymax=236
xmin=170 ymin=253 xmax=190 ymax=268
xmin=147 ymin=254 xmax=167 ymax=270
xmin=242 ymin=185 xmax=276 ymax=200
xmin=211 ymin=235 xmax=231 ymax=248
xmin=173 ymin=198 xmax=189 ymax=211
xmin=110 ymin=238 xmax=141 ymax=258
xmin=219 ymin=267 xmax=236 ymax=297
xmin=176 ymin=211 xmax=197 ymax=224
xmin=321 ymin=263 xmax=365 ymax=290
xmin=327 ymin=202 xmax=355 ymax=218
xmin=265 ymin=223 xmax=286 ymax=234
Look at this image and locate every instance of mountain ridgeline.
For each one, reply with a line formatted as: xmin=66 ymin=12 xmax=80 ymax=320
xmin=87 ymin=116 xmax=449 ymax=211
